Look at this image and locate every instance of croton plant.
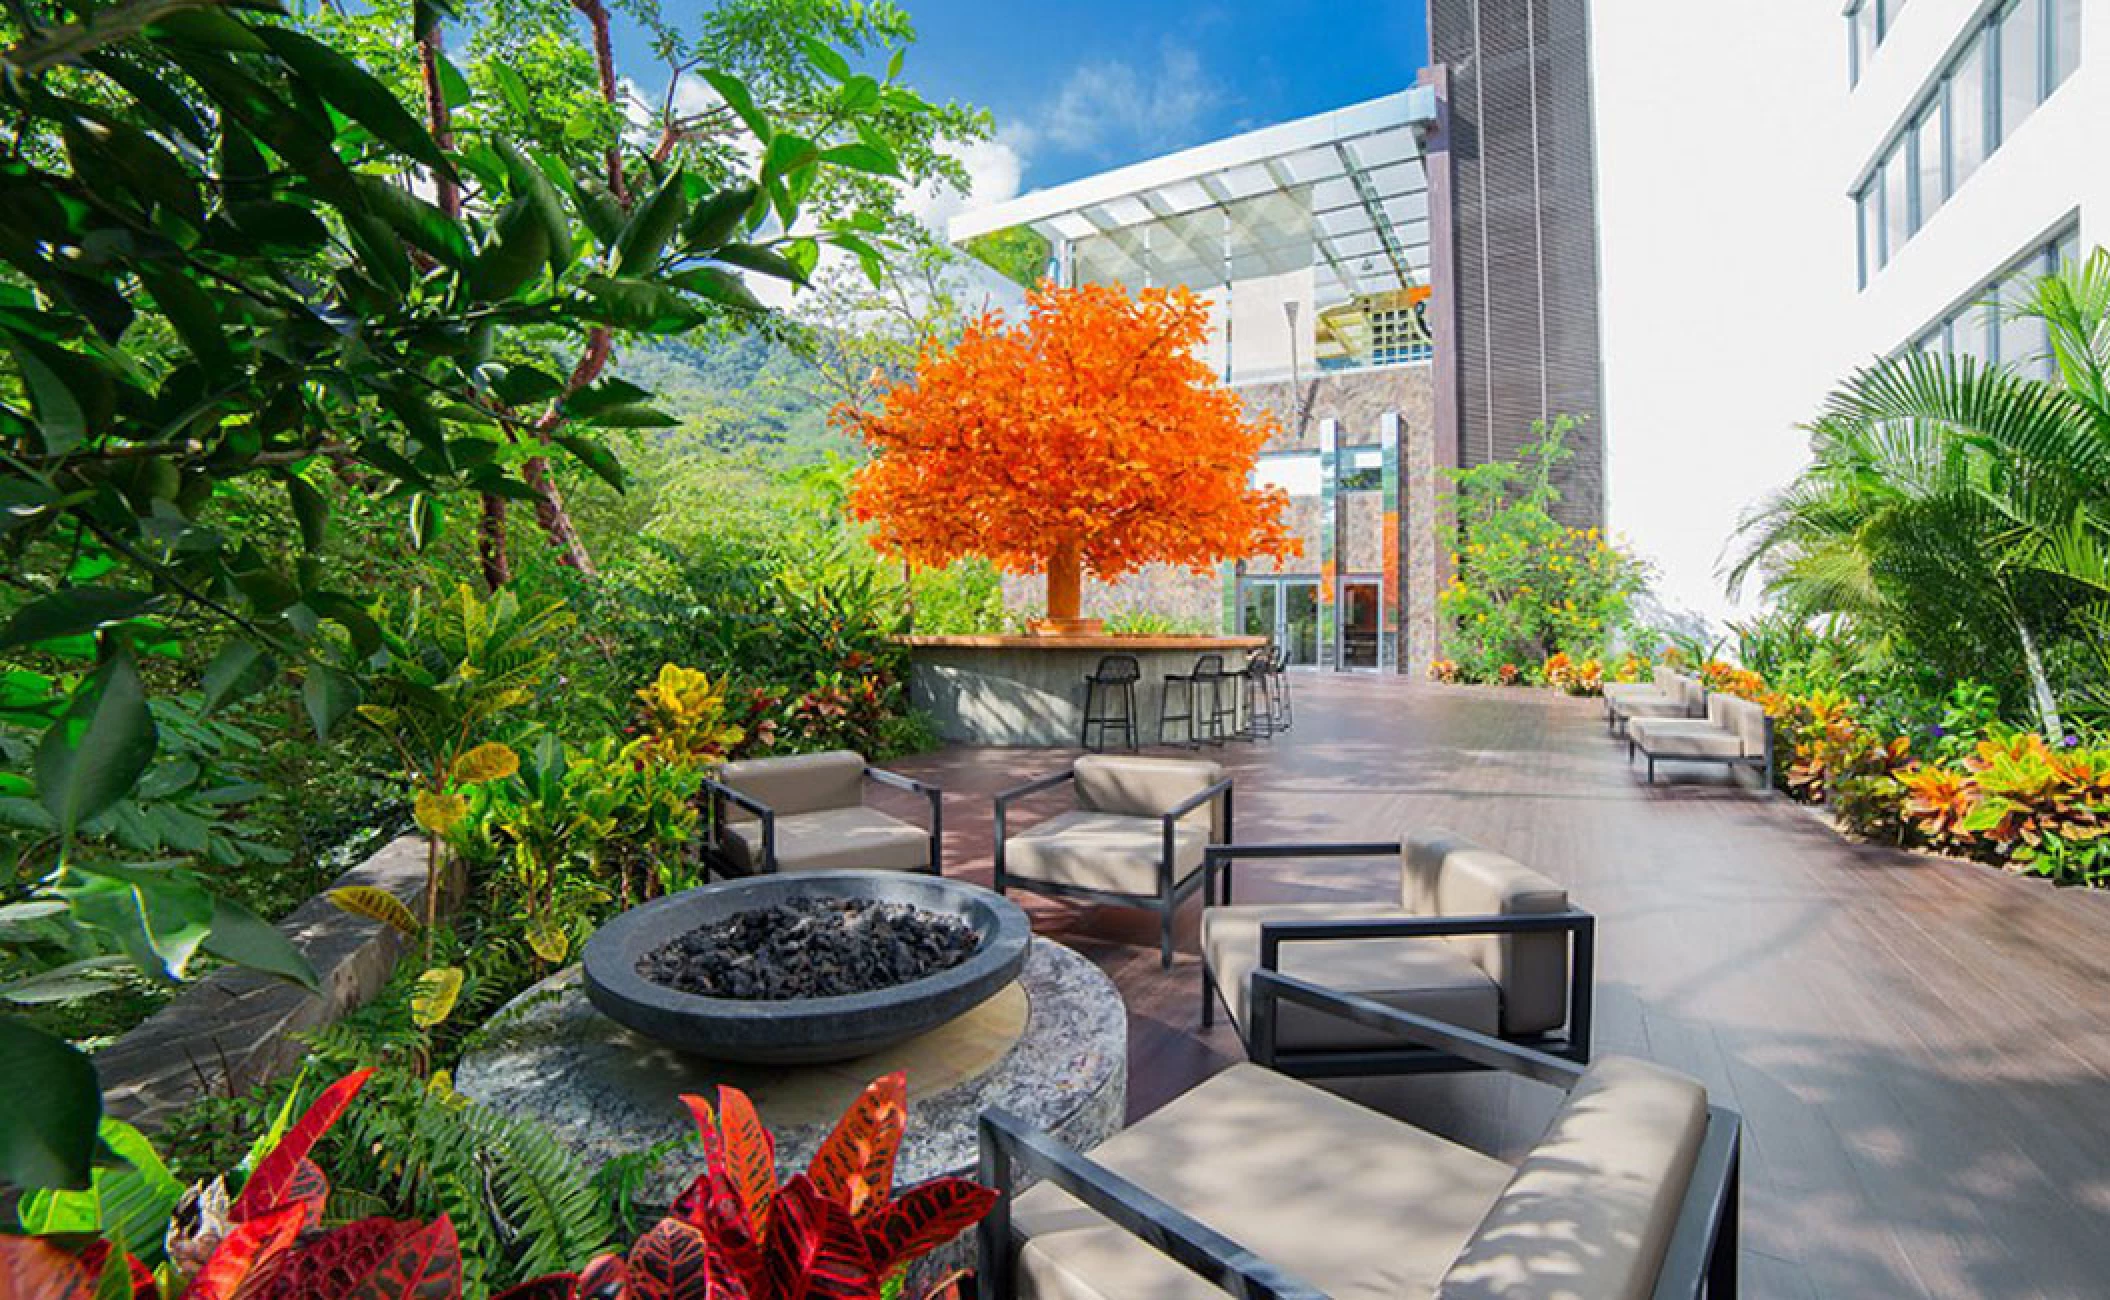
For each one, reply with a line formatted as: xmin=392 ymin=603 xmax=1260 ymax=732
xmin=0 ymin=1071 xmax=996 ymax=1300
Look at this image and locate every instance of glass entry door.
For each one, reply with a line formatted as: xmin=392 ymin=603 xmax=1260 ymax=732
xmin=1240 ymin=578 xmax=1320 ymax=667
xmin=1339 ymin=577 xmax=1381 ymax=671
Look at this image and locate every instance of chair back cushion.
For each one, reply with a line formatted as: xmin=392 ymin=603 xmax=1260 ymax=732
xmin=1402 ymin=833 xmax=1571 ymax=1035
xmin=1651 ymin=664 xmax=1678 ymax=695
xmin=718 ymin=750 xmax=866 ymax=819
xmin=1438 ymin=1057 xmax=1709 ymax=1299
xmin=1074 ymin=754 xmax=1225 ymax=836
xmin=1717 ymin=694 xmax=1769 ymax=758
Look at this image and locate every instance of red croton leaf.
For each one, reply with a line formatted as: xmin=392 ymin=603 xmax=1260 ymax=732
xmin=233 ymin=1069 xmax=375 ymax=1222
xmin=806 ymin=1074 xmax=905 ymax=1221
xmin=626 ymin=1218 xmax=722 ymax=1300
xmin=279 ymin=1158 xmax=333 ymax=1229
xmin=715 ymin=1087 xmax=777 ymax=1237
xmin=678 ymin=1093 xmax=727 ymax=1179
xmin=342 ymin=1215 xmax=462 ymax=1300
xmin=859 ymin=1178 xmax=999 ymax=1277
xmin=496 ymin=1252 xmax=629 ymax=1300
xmin=77 ymin=1240 xmax=157 ymax=1299
xmin=255 ymin=1217 xmax=417 ymax=1300
xmin=491 ymin=1275 xmax=580 ymax=1300
xmin=763 ymin=1176 xmax=879 ymax=1300
xmin=0 ymin=1235 xmax=92 ymax=1300
xmin=187 ymin=1202 xmax=310 ymax=1300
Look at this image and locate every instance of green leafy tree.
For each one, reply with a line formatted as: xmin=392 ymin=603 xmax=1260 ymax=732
xmin=1439 ymin=418 xmax=1650 ymax=679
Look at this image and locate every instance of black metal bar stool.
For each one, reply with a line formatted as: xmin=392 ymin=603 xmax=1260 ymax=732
xmin=1080 ymin=654 xmax=1140 ymax=752
xmin=1157 ymin=652 xmax=1224 ymax=747
xmin=1237 ymin=647 xmax=1276 ymax=740
xmin=1267 ymin=643 xmax=1293 ymax=732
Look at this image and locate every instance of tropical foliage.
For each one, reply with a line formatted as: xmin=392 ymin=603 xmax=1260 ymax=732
xmin=845 ymin=282 xmax=1299 ymax=623
xmin=1438 ymin=419 xmax=1651 ymax=682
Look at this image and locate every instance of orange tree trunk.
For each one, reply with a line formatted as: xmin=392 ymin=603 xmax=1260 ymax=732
xmin=1046 ymin=537 xmax=1083 ymax=623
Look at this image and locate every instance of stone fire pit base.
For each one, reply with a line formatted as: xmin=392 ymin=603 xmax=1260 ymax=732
xmin=457 ymin=938 xmax=1125 ymax=1221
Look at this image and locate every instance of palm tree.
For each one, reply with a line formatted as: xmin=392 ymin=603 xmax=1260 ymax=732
xmin=1727 ymin=250 xmax=2110 ymax=737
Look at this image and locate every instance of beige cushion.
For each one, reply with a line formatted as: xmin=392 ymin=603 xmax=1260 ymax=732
xmin=723 ymin=806 xmax=930 ymax=873
xmin=1627 ymin=718 xmax=1744 ymax=760
xmin=1599 ymin=682 xmax=1664 ymax=707
xmin=1203 ymin=902 xmax=1501 ymax=1050
xmin=1403 ymin=834 xmax=1570 ymax=1035
xmin=719 ymin=750 xmax=866 ymax=819
xmin=1075 ymin=754 xmax=1225 ymax=840
xmin=1716 ymin=693 xmax=1769 ymax=757
xmin=1005 ymin=810 xmax=1207 ymax=897
xmin=1438 ymin=1057 xmax=1709 ymax=1300
xmin=1014 ymin=1064 xmax=1515 ymax=1300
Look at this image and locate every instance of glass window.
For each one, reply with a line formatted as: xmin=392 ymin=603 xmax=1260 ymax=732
xmin=1998 ymin=0 xmax=2043 ymax=142
xmin=2051 ymin=0 xmax=2081 ymax=88
xmin=1953 ymin=299 xmax=1995 ymax=365
xmin=1949 ymin=34 xmax=1989 ymax=186
xmin=1856 ymin=187 xmax=1877 ymax=286
xmin=1851 ymin=2 xmax=1878 ymax=83
xmin=1915 ymin=326 xmax=1947 ymax=356
xmin=1999 ymin=274 xmax=2049 ymax=376
xmin=2058 ymin=227 xmax=2082 ymax=270
xmin=1882 ymin=144 xmax=1911 ymax=264
xmin=1912 ymin=105 xmax=1945 ymax=224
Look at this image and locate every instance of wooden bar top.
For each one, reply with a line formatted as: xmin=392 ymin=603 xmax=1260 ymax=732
xmin=897 ymin=634 xmax=1268 ymax=651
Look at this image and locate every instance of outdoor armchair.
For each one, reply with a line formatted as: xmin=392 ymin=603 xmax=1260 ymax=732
xmin=978 ymin=973 xmax=1741 ymax=1300
xmin=1609 ymin=669 xmax=1706 ymax=734
xmin=994 ymin=754 xmax=1233 ymax=967
xmin=702 ymin=749 xmax=942 ymax=876
xmin=1629 ymin=692 xmax=1776 ymax=789
xmin=1200 ymin=831 xmax=1592 ymax=1076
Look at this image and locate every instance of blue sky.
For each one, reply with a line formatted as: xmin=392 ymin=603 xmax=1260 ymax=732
xmin=613 ymin=1 xmax=1430 ymax=215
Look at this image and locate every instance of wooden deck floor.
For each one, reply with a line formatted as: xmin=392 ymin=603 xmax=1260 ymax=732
xmin=888 ymin=674 xmax=2110 ymax=1299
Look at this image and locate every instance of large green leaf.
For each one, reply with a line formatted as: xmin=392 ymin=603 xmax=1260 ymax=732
xmin=0 ymin=1021 xmax=100 ymax=1191
xmin=136 ymin=264 xmax=232 ymax=381
xmin=472 ymin=200 xmax=551 ymax=301
xmin=576 ymin=275 xmax=708 ymax=334
xmin=200 ymin=640 xmax=270 ymax=714
xmin=681 ymin=184 xmax=758 ymax=253
xmin=302 ymin=666 xmax=359 ymax=740
xmin=256 ymin=28 xmax=455 ymax=180
xmin=495 ymin=138 xmax=573 ymax=275
xmin=203 ymin=895 xmax=319 ymax=993
xmin=36 ymin=646 xmax=158 ymax=841
xmin=614 ymin=170 xmax=687 ymax=277
xmin=18 ymin=1118 xmax=183 ymax=1263
xmin=60 ymin=863 xmax=213 ymax=982
xmin=713 ymin=243 xmax=807 ymax=285
xmin=354 ymin=174 xmax=471 ymax=270
xmin=819 ymin=141 xmax=900 ymax=178
xmin=700 ymin=69 xmax=771 ymax=143
xmin=0 ymin=589 xmax=160 ymax=650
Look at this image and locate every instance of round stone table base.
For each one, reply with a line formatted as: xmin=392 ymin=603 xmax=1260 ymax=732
xmin=457 ymin=939 xmax=1126 ymax=1277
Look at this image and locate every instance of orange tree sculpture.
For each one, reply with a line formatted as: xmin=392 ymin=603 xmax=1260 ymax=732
xmin=845 ymin=283 xmax=1299 ymax=632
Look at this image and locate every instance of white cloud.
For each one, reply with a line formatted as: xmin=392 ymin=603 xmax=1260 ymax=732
xmin=906 ymin=127 xmax=1030 ymax=233
xmin=1039 ymin=43 xmax=1219 ymax=158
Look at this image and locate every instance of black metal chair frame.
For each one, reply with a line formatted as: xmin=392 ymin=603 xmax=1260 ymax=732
xmin=1236 ymin=649 xmax=1277 ymax=741
xmin=1157 ymin=653 xmax=1227 ymax=748
xmin=1627 ymin=708 xmax=1777 ymax=791
xmin=1198 ymin=842 xmax=1594 ymax=1077
xmin=1268 ymin=643 xmax=1294 ymax=731
xmin=978 ymin=973 xmax=1741 ymax=1300
xmin=993 ymin=767 xmax=1234 ymax=967
xmin=1080 ymin=654 xmax=1141 ymax=753
xmin=699 ymin=766 xmax=943 ymax=877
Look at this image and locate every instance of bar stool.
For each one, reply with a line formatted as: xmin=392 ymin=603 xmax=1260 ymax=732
xmin=1267 ymin=643 xmax=1293 ymax=732
xmin=1158 ymin=653 xmax=1225 ymax=747
xmin=1080 ymin=654 xmax=1140 ymax=752
xmin=1238 ymin=647 xmax=1276 ymax=740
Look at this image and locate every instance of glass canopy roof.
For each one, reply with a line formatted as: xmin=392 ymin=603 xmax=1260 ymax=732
xmin=950 ymin=88 xmax=1437 ymax=310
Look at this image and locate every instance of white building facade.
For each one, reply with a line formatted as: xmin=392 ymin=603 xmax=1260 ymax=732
xmin=1589 ymin=0 xmax=2104 ymax=625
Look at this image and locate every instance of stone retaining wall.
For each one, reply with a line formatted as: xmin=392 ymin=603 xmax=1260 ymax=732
xmin=94 ymin=835 xmax=441 ymax=1130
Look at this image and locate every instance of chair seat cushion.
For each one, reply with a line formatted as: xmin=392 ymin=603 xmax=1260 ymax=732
xmin=724 ymin=805 xmax=930 ymax=873
xmin=1628 ymin=719 xmax=1744 ymax=759
xmin=1012 ymin=1063 xmax=1516 ymax=1300
xmin=1203 ymin=902 xmax=1502 ymax=1051
xmin=1005 ymin=810 xmax=1206 ymax=897
xmin=1600 ymin=683 xmax=1666 ymax=707
xmin=1438 ymin=1057 xmax=1710 ymax=1299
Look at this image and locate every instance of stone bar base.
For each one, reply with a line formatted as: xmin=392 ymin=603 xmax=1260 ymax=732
xmin=901 ymin=634 xmax=1266 ymax=747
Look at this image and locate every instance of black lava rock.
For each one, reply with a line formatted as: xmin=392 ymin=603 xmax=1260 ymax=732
xmin=635 ymin=895 xmax=981 ymax=1001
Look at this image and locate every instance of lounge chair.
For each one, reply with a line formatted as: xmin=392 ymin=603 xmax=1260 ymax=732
xmin=1629 ymin=693 xmax=1776 ymax=788
xmin=1199 ymin=833 xmax=1592 ymax=1076
xmin=978 ymin=973 xmax=1741 ymax=1300
xmin=702 ymin=750 xmax=942 ymax=875
xmin=1608 ymin=668 xmax=1704 ymax=734
xmin=994 ymin=754 xmax=1232 ymax=967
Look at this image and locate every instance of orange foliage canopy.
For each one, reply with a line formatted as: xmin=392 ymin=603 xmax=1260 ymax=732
xmin=843 ymin=283 xmax=1301 ymax=585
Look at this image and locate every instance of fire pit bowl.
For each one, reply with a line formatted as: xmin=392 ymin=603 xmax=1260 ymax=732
xmin=582 ymin=871 xmax=1032 ymax=1064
